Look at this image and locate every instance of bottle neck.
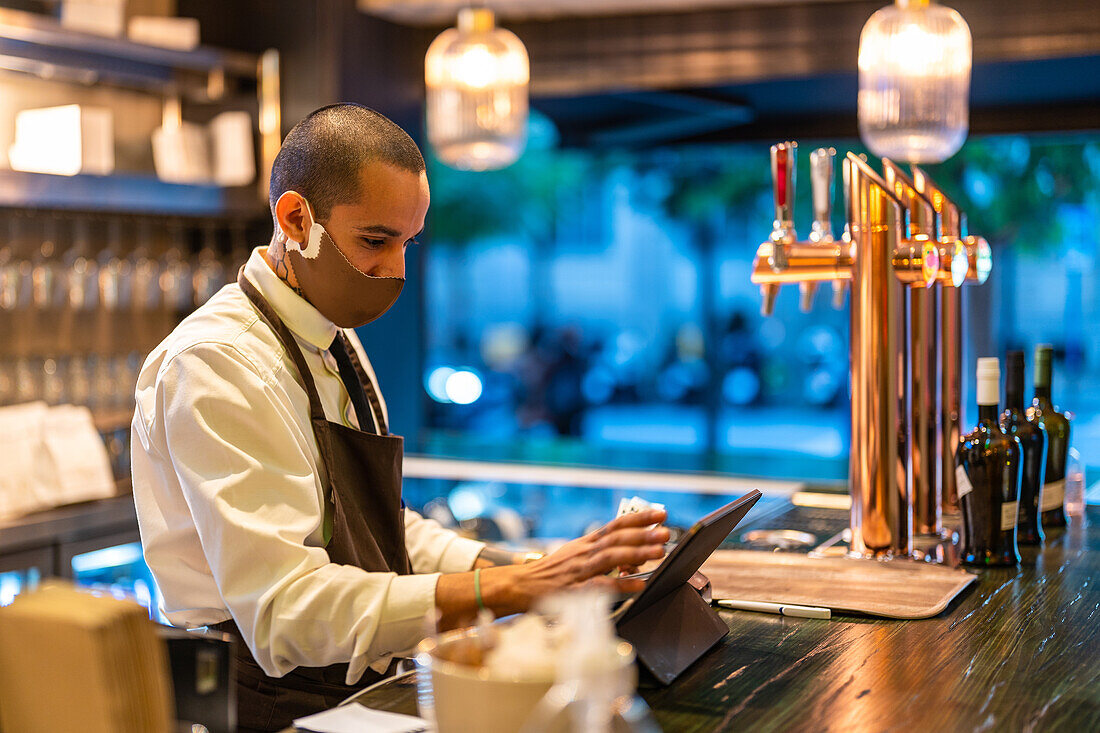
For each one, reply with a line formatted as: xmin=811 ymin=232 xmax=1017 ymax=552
xmin=978 ymin=403 xmax=1000 ymax=423
xmin=1034 ymin=348 xmax=1053 ymax=402
xmin=1005 ymin=355 xmax=1025 ymax=411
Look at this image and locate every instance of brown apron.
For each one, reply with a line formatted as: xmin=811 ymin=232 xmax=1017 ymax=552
xmin=213 ymin=272 xmax=412 ymax=732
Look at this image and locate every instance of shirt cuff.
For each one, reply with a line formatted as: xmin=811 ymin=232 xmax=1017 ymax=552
xmin=349 ymin=572 xmax=440 ymax=683
xmin=438 ymin=536 xmax=486 ymax=574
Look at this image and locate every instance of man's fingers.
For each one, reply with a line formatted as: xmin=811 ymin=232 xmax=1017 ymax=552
xmin=594 ymin=526 xmax=670 ymax=549
xmin=615 ymin=508 xmax=668 ymax=528
xmin=587 ymin=544 xmax=665 ymax=576
xmin=590 ymin=509 xmax=668 ymax=538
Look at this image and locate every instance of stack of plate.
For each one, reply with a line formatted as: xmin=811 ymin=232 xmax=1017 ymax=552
xmin=0 ymin=581 xmax=174 ymax=732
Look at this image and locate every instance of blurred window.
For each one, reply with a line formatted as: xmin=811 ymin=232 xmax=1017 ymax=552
xmin=423 ymin=124 xmax=1099 ymax=483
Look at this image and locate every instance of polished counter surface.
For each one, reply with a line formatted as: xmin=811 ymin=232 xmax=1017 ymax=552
xmin=341 ymin=504 xmax=1099 ymax=732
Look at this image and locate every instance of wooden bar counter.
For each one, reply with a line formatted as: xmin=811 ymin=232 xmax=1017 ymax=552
xmin=343 ymin=504 xmax=1099 ymax=732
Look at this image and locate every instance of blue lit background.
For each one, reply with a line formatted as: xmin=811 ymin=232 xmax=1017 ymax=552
xmin=420 ymin=118 xmax=1100 ymax=483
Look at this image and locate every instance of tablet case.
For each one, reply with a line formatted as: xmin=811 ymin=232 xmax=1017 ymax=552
xmin=616 ymin=581 xmax=729 ymax=685
xmin=614 ymin=490 xmax=761 ymax=685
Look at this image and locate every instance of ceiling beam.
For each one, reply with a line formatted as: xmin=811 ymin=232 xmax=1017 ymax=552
xmin=357 ymin=0 xmax=852 ymax=27
xmin=499 ymin=0 xmax=1100 ymax=96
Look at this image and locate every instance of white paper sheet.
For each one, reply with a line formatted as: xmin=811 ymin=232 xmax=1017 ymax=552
xmin=293 ymin=703 xmax=430 ymax=733
xmin=0 ymin=402 xmax=50 ymax=519
xmin=40 ymin=404 xmax=117 ymax=507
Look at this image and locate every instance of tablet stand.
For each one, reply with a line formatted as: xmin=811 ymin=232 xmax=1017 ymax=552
xmin=615 ymin=582 xmax=728 ymax=685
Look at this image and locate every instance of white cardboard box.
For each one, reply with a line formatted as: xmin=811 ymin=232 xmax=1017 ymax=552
xmin=60 ymin=0 xmax=127 ymax=37
xmin=152 ymin=121 xmax=212 ymax=184
xmin=127 ymin=15 xmax=201 ymax=50
xmin=209 ymin=110 xmax=255 ymax=186
xmin=8 ymin=105 xmax=115 ymax=176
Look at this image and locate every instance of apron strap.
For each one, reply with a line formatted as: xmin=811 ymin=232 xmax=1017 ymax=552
xmin=238 ymin=270 xmax=328 ymax=424
xmin=237 ymin=268 xmax=338 ymax=544
xmin=340 ymin=332 xmax=389 ymax=436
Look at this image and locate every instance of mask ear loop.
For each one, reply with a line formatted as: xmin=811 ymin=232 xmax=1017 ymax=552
xmin=281 ymin=194 xmax=325 ymax=260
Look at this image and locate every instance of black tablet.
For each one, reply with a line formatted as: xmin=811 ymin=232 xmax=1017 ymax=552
xmin=613 ymin=489 xmax=762 ymax=623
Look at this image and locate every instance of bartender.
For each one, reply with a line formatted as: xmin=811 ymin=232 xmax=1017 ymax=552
xmin=131 ymin=103 xmax=668 ymax=733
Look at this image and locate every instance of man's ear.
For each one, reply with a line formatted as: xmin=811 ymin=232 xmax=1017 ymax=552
xmin=275 ymin=191 xmax=309 ymax=245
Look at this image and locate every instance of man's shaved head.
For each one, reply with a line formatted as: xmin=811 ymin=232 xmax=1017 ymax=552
xmin=268 ymin=103 xmax=426 ymax=225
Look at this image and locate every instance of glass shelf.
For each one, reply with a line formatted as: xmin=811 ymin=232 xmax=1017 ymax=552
xmin=0 ymin=169 xmax=264 ymax=217
xmin=0 ymin=7 xmax=258 ymax=83
xmin=0 ymin=8 xmax=280 ymax=217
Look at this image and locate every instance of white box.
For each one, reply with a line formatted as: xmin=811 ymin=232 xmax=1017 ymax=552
xmin=127 ymin=15 xmax=201 ymax=50
xmin=209 ymin=111 xmax=255 ymax=186
xmin=8 ymin=105 xmax=115 ymax=176
xmin=61 ymin=0 xmax=127 ymax=37
xmin=152 ymin=121 xmax=212 ymax=184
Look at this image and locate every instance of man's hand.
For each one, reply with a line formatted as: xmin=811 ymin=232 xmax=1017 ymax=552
xmin=436 ymin=508 xmax=669 ymax=628
xmin=503 ymin=508 xmax=669 ymax=609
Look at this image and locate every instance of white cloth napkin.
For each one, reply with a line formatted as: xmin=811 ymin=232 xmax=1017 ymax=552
xmin=40 ymin=404 xmax=116 ymax=507
xmin=293 ymin=704 xmax=430 ymax=733
xmin=0 ymin=402 xmax=116 ymax=521
xmin=0 ymin=402 xmax=51 ymax=519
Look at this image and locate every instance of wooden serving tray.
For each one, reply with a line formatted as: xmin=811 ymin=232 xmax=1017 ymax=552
xmin=701 ymin=549 xmax=978 ymax=619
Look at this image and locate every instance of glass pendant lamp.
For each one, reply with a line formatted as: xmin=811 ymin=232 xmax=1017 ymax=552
xmin=858 ymin=0 xmax=972 ymax=163
xmin=425 ymin=8 xmax=529 ymax=171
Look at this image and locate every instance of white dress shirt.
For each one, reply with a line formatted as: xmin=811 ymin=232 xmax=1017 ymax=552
xmin=131 ymin=247 xmax=483 ymax=684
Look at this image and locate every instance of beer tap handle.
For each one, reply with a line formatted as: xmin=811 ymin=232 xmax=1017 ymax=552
xmin=771 ymin=142 xmax=796 ymax=240
xmin=799 ymin=147 xmax=834 ymax=312
xmin=809 ymin=147 xmax=835 ymax=243
xmin=830 ymin=155 xmax=854 ymax=310
xmin=769 ymin=142 xmax=797 ymax=273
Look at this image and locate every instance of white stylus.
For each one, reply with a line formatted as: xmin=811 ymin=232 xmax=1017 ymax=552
xmin=716 ymin=599 xmax=832 ymax=619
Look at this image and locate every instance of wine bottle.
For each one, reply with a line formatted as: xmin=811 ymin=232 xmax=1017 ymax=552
xmin=1027 ymin=344 xmax=1070 ymax=529
xmin=956 ymin=358 xmax=1021 ymax=566
xmin=1000 ymin=351 xmax=1046 ymax=545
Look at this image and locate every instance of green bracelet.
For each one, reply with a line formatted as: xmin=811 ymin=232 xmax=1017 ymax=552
xmin=474 ymin=568 xmax=486 ymax=611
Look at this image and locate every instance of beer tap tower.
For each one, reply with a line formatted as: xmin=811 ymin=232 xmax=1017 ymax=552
xmin=751 ymin=142 xmax=990 ymax=558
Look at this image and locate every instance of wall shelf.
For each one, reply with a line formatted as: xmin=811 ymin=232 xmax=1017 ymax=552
xmin=0 ymin=169 xmax=265 ymax=218
xmin=0 ymin=7 xmax=259 ymax=88
xmin=0 ymin=7 xmax=280 ymax=217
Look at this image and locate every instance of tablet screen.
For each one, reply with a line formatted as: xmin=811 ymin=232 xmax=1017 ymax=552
xmin=615 ymin=489 xmax=762 ymax=623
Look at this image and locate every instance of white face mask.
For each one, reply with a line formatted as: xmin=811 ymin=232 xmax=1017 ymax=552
xmin=281 ymin=197 xmax=404 ymax=328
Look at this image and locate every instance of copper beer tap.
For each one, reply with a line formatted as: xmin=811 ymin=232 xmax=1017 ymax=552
xmin=882 ymin=160 xmax=969 ymax=542
xmin=909 ymin=167 xmax=991 ymax=523
xmin=748 ymin=144 xmax=998 ymax=559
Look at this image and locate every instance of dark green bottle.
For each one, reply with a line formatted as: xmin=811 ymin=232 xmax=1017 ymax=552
xmin=956 ymin=358 xmax=1021 ymax=566
xmin=1027 ymin=345 xmax=1070 ymax=529
xmin=1000 ymin=351 xmax=1046 ymax=545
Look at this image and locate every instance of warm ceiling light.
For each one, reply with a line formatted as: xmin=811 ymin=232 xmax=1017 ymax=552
xmin=425 ymin=8 xmax=529 ymax=171
xmin=857 ymin=0 xmax=971 ymax=163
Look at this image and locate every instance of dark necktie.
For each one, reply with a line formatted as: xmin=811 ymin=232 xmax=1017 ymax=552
xmin=329 ymin=332 xmax=376 ymax=432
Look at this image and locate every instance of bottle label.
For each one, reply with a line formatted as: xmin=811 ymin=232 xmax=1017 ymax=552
xmin=1001 ymin=501 xmax=1018 ymax=531
xmin=1041 ymin=479 xmax=1065 ymax=512
xmin=955 ymin=465 xmax=974 ymax=500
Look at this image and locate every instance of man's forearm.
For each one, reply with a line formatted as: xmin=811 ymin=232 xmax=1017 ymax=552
xmin=435 ymin=565 xmax=526 ymax=630
xmin=473 ymin=546 xmax=543 ymax=569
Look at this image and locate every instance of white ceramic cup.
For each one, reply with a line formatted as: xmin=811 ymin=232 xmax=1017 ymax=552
xmin=415 ymin=625 xmax=636 ymax=733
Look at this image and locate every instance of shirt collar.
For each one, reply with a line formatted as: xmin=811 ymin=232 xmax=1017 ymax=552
xmin=242 ymin=247 xmax=338 ymax=351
